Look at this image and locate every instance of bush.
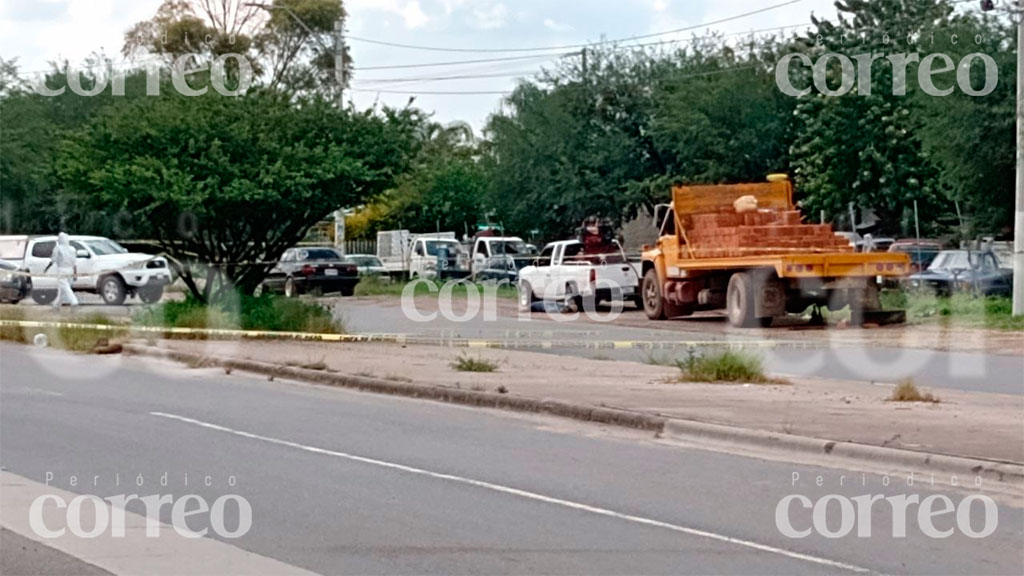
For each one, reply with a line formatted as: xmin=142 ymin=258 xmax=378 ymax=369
xmin=450 ymin=353 xmax=499 ymax=373
xmin=888 ymin=378 xmax=940 ymax=403
xmin=677 ymin=349 xmax=772 ymax=383
xmin=137 ymin=293 xmax=343 ymax=334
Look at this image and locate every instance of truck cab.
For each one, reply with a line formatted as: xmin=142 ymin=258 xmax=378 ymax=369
xmin=470 ymin=236 xmax=532 ymax=282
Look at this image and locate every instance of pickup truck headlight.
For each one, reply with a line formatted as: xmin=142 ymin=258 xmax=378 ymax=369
xmin=0 ymin=271 xmax=12 ymax=283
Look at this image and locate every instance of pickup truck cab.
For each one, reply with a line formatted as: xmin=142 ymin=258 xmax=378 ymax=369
xmin=517 ymin=240 xmax=640 ymax=312
xmin=470 ymin=236 xmax=534 ymax=282
xmin=908 ymin=249 xmax=1013 ymax=296
xmin=23 ymin=235 xmax=171 ymax=305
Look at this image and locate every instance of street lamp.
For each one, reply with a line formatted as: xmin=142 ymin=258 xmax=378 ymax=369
xmin=244 ymin=1 xmax=346 ymax=107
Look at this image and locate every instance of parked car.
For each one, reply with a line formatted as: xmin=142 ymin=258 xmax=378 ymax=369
xmin=259 ymin=247 xmax=359 ymax=297
xmin=908 ymin=250 xmax=1013 ymax=296
xmin=345 ymin=254 xmax=391 ymax=280
xmin=888 ymin=239 xmax=944 ymax=274
xmin=518 ymin=240 xmax=640 ymax=311
xmin=0 ymin=259 xmax=31 ymax=304
xmin=21 ymin=235 xmax=171 ymax=305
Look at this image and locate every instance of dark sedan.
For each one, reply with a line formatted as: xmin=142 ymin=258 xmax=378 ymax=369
xmin=0 ymin=259 xmax=31 ymax=304
xmin=259 ymin=247 xmax=359 ymax=298
xmin=908 ymin=250 xmax=1013 ymax=297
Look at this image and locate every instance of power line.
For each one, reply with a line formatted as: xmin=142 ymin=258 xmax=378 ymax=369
xmin=346 ymin=0 xmax=806 ymax=53
xmin=354 ymin=52 xmax=577 ymax=71
xmin=350 ymin=88 xmax=512 ymax=95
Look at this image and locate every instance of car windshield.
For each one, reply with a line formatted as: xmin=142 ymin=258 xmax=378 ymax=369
xmin=424 ymin=241 xmax=458 ymax=256
xmin=347 ymin=256 xmax=382 ymax=267
xmin=299 ymin=248 xmax=341 ymax=261
xmin=929 ymin=251 xmax=971 ymax=270
xmin=895 ymin=247 xmax=940 ymax=266
xmin=83 ymin=239 xmax=128 ymax=255
xmin=491 ymin=240 xmax=528 ymax=255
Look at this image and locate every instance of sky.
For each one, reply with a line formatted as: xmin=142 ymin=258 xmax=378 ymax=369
xmin=0 ymin=0 xmax=839 ymax=131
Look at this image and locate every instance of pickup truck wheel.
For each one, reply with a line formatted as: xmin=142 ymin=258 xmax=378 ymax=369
xmin=31 ymin=290 xmax=57 ymax=306
xmin=642 ymin=269 xmax=680 ymax=320
xmin=99 ymin=275 xmax=127 ymax=305
xmin=726 ymin=272 xmax=759 ymax=328
xmin=138 ymin=285 xmax=164 ymax=304
xmin=563 ymin=283 xmax=583 ymax=314
xmin=517 ymin=281 xmax=534 ymax=312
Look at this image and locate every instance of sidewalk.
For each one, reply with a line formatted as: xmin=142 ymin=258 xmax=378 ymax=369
xmin=148 ymin=339 xmax=1024 ymax=465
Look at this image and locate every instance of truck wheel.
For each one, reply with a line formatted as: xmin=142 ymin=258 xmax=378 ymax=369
xmin=564 ymin=283 xmax=582 ymax=314
xmin=31 ymin=290 xmax=57 ymax=306
xmin=726 ymin=272 xmax=760 ymax=328
xmin=100 ymin=275 xmax=127 ymax=305
xmin=642 ymin=269 xmax=683 ymax=320
xmin=518 ymin=281 xmax=534 ymax=312
xmin=138 ymin=285 xmax=164 ymax=304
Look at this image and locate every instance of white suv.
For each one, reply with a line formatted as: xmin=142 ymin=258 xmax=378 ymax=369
xmin=23 ymin=236 xmax=171 ymax=305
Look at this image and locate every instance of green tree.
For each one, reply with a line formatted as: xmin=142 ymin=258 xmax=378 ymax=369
xmin=55 ymin=90 xmax=419 ymax=301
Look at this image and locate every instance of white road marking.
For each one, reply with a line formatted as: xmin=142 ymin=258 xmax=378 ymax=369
xmin=151 ymin=411 xmax=872 ymax=574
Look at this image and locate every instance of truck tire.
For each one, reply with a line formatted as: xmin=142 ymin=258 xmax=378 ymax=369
xmin=99 ymin=275 xmax=127 ymax=305
xmin=31 ymin=290 xmax=57 ymax=306
xmin=517 ymin=281 xmax=534 ymax=312
xmin=726 ymin=272 xmax=761 ymax=328
xmin=642 ymin=269 xmax=683 ymax=320
xmin=138 ymin=285 xmax=164 ymax=304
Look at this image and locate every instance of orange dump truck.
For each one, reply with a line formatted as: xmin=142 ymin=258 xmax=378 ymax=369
xmin=640 ymin=175 xmax=910 ymax=327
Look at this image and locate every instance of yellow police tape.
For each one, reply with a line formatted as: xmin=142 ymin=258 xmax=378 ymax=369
xmin=0 ymin=319 xmax=817 ymax=350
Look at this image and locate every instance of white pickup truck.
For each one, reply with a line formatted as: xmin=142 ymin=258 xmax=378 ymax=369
xmin=377 ymin=230 xmax=469 ymax=280
xmin=21 ymin=235 xmax=171 ymax=305
xmin=517 ymin=240 xmax=640 ymax=311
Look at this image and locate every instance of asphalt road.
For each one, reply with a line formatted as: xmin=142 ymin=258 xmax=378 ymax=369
xmin=1 ymin=343 xmax=1021 ymax=575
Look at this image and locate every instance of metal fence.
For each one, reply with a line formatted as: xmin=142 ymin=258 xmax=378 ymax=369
xmin=344 ymin=239 xmax=377 ymax=256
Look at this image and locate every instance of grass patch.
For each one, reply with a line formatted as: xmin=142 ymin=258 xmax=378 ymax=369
xmin=888 ymin=378 xmax=940 ymax=403
xmin=450 ymin=353 xmax=499 ymax=373
xmin=880 ymin=290 xmax=1023 ymax=331
xmin=677 ymin=349 xmax=773 ymax=384
xmin=137 ymin=293 xmax=343 ymax=334
xmin=0 ymin=307 xmax=125 ymax=352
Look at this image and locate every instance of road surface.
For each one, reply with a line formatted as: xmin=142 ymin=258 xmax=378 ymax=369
xmin=1 ymin=343 xmax=1021 ymax=575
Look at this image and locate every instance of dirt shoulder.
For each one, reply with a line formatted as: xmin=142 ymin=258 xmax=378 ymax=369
xmin=154 ymin=338 xmax=1024 ymax=464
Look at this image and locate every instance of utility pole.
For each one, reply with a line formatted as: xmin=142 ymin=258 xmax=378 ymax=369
xmin=581 ymin=48 xmax=588 ymax=80
xmin=1015 ymin=0 xmax=1024 ymax=315
xmin=334 ymin=17 xmax=345 ymax=107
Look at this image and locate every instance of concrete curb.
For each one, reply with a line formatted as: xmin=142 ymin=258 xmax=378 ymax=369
xmin=122 ymin=344 xmax=665 ymax=432
xmin=662 ymin=419 xmax=1024 ymax=488
xmin=124 ymin=344 xmax=1024 ymax=489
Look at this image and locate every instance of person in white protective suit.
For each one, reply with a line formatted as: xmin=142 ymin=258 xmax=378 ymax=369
xmin=48 ymin=232 xmax=79 ymax=308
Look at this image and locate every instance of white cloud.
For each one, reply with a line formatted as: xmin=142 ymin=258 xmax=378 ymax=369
xmin=543 ymin=18 xmax=573 ymax=32
xmin=652 ymin=0 xmax=669 ymax=13
xmin=470 ymin=3 xmax=508 ymax=30
xmin=346 ymin=0 xmax=429 ymax=30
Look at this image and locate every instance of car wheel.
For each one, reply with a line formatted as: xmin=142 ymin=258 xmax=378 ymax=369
xmin=31 ymin=290 xmax=57 ymax=306
xmin=100 ymin=275 xmax=128 ymax=305
xmin=340 ymin=285 xmax=355 ymax=297
xmin=138 ymin=285 xmax=164 ymax=304
xmin=518 ymin=281 xmax=534 ymax=312
xmin=284 ymin=277 xmax=297 ymax=298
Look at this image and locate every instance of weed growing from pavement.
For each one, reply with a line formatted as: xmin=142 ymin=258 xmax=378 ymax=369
xmin=676 ymin=349 xmax=778 ymax=384
xmin=888 ymin=378 xmax=940 ymax=403
xmin=285 ymin=356 xmax=329 ymax=371
xmin=450 ymin=353 xmax=499 ymax=373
